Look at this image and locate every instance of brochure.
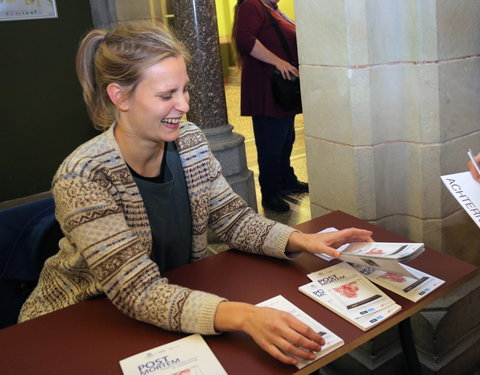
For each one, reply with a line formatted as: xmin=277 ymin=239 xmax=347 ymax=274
xmin=338 ymin=242 xmax=425 ymax=278
xmin=314 ymin=229 xmax=425 ymax=279
xmin=119 ymin=334 xmax=227 ymax=375
xmin=441 ymin=171 xmax=480 ymax=229
xmin=299 ymin=262 xmax=401 ymax=331
xmin=348 ymin=263 xmax=445 ymax=302
xmin=257 ymin=295 xmax=344 ymax=369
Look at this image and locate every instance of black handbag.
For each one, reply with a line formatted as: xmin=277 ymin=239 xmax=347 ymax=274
xmin=270 ymin=67 xmax=301 ymax=111
xmin=260 ymin=0 xmax=301 ymax=111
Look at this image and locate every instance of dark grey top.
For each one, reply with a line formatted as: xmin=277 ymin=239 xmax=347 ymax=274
xmin=130 ymin=142 xmax=192 ymax=273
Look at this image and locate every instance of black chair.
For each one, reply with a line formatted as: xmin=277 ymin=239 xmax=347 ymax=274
xmin=0 ymin=196 xmax=62 ymax=329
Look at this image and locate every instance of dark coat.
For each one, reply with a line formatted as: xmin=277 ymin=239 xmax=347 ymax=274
xmin=234 ymin=0 xmax=302 ymax=117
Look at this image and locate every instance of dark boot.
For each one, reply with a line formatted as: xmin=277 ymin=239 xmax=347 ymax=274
xmin=261 ymin=194 xmax=290 ymax=212
xmin=281 ymin=181 xmax=309 ymax=195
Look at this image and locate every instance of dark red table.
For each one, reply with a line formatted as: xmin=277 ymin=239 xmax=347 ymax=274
xmin=0 ymin=211 xmax=477 ymax=375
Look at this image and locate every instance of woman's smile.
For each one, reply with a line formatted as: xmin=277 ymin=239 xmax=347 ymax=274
xmin=161 ymin=117 xmax=182 ymax=130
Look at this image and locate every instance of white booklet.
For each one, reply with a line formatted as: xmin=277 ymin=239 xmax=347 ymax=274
xmin=314 ymin=229 xmax=424 ymax=277
xmin=300 ymin=262 xmax=401 ymax=331
xmin=338 ymin=242 xmax=424 ymax=279
xmin=119 ymin=334 xmax=227 ymax=375
xmin=257 ymin=295 xmax=344 ymax=369
xmin=348 ymin=263 xmax=445 ymax=302
xmin=314 ymin=228 xmax=424 ymax=279
xmin=441 ymin=170 xmax=480 ymax=229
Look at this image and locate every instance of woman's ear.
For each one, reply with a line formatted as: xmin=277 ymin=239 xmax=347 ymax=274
xmin=106 ymin=83 xmax=129 ymax=112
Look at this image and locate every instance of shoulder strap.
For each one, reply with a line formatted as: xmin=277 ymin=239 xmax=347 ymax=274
xmin=258 ymin=0 xmax=294 ymax=63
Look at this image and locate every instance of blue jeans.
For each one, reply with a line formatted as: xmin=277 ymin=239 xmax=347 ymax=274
xmin=252 ymin=115 xmax=299 ymax=197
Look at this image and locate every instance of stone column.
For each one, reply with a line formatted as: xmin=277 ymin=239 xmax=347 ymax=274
xmin=172 ymin=0 xmax=257 ymax=210
xmin=89 ymin=0 xmax=117 ymax=29
xmin=295 ymin=0 xmax=480 ymax=373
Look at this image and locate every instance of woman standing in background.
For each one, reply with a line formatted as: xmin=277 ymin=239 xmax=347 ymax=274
xmin=233 ymin=0 xmax=308 ymax=212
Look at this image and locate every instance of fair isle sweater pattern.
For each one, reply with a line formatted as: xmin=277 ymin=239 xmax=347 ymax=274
xmin=19 ymin=122 xmax=296 ymax=335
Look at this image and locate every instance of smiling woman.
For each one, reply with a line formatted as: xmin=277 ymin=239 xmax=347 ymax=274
xmin=17 ymin=21 xmax=373 ymax=367
xmin=110 ymin=56 xmax=191 ymax=177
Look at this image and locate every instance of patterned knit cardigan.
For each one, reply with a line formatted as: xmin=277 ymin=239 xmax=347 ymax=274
xmin=19 ymin=122 xmax=296 ymax=334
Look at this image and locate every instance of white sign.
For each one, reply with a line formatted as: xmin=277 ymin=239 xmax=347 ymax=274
xmin=441 ymin=171 xmax=480 ymax=229
xmin=0 ymin=0 xmax=57 ymax=22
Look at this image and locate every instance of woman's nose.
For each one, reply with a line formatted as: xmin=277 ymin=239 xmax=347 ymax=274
xmin=176 ymin=92 xmax=190 ymax=113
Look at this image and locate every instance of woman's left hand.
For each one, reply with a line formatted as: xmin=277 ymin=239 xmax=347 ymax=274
xmin=286 ymin=228 xmax=374 ymax=258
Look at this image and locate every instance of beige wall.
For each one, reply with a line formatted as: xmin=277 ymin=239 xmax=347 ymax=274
xmin=295 ymin=0 xmax=480 ymax=261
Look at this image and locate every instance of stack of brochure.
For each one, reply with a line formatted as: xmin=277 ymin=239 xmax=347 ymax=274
xmin=257 ymin=295 xmax=344 ymax=369
xmin=302 ymin=239 xmax=446 ymax=329
xmin=299 ymin=262 xmax=402 ymax=331
xmin=332 ymin=241 xmax=444 ymax=302
xmin=338 ymin=241 xmax=425 ymax=278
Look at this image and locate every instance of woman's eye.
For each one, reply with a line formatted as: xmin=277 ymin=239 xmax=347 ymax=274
xmin=158 ymin=92 xmax=174 ymax=100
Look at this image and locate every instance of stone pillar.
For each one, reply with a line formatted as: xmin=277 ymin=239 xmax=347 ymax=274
xmin=89 ymin=0 xmax=116 ymax=29
xmin=295 ymin=0 xmax=480 ymax=374
xmin=172 ymin=0 xmax=257 ymax=210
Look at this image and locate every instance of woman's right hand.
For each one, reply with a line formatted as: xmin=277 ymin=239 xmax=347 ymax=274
xmin=249 ymin=40 xmax=299 ymax=80
xmin=275 ymin=59 xmax=299 ymax=80
xmin=214 ymin=301 xmax=324 ymax=365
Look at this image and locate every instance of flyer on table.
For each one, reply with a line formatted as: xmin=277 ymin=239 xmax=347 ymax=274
xmin=119 ymin=334 xmax=227 ymax=375
xmin=301 ymin=262 xmax=401 ymax=331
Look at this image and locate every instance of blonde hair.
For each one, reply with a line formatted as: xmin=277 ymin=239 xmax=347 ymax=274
xmin=76 ymin=22 xmax=189 ymax=130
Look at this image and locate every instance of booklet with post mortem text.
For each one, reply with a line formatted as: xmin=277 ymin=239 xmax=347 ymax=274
xmin=299 ymin=262 xmax=401 ymax=331
xmin=119 ymin=334 xmax=227 ymax=375
xmin=257 ymin=295 xmax=344 ymax=369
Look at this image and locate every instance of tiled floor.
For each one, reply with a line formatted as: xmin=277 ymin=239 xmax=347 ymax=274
xmin=224 ymin=82 xmax=312 ymax=226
